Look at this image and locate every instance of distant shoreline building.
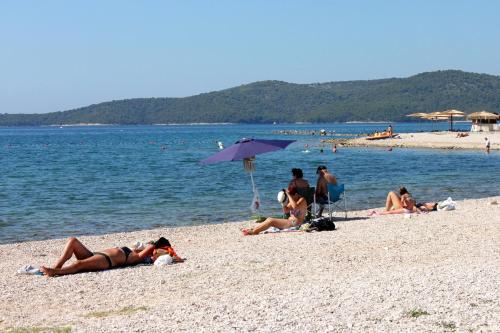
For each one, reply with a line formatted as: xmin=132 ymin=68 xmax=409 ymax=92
xmin=468 ymin=111 xmax=499 ymax=132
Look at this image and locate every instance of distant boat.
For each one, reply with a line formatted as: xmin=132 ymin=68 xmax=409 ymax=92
xmin=217 ymin=141 xmax=224 ymax=150
xmin=366 ymin=133 xmax=397 ymax=140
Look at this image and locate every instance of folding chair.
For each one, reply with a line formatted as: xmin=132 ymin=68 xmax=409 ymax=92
xmin=326 ymin=183 xmax=347 ymax=220
xmin=296 ymin=187 xmax=316 ymax=221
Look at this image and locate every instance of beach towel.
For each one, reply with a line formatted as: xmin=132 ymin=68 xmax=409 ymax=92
xmin=262 ymin=227 xmax=300 ymax=234
xmin=17 ymin=265 xmax=43 ymax=275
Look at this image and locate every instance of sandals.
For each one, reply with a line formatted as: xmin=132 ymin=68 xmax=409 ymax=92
xmin=368 ymin=210 xmax=379 ymax=217
xmin=242 ymin=228 xmax=255 ymax=236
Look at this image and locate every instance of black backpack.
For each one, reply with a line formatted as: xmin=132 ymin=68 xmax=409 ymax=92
xmin=309 ymin=217 xmax=336 ymax=231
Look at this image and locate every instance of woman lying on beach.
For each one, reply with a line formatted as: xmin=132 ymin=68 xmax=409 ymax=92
xmin=40 ymin=236 xmax=172 ymax=277
xmin=369 ymin=187 xmax=439 ymax=216
xmin=369 ymin=187 xmax=417 ymax=216
xmin=416 ymin=201 xmax=438 ymax=212
xmin=243 ymin=186 xmax=307 ymax=235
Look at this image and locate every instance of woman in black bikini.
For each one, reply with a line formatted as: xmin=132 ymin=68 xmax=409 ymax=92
xmin=40 ymin=237 xmax=158 ymax=277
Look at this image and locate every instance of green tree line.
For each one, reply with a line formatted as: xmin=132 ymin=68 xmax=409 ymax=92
xmin=1 ymin=70 xmax=499 ymax=125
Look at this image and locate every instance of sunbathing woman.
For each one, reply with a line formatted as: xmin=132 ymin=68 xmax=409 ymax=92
xmin=369 ymin=187 xmax=417 ymax=216
xmin=243 ymin=186 xmax=307 ymax=235
xmin=416 ymin=201 xmax=438 ymax=212
xmin=40 ymin=236 xmax=163 ymax=277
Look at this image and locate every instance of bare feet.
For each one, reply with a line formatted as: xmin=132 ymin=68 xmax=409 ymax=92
xmin=40 ymin=266 xmax=56 ymax=277
xmin=242 ymin=228 xmax=255 ymax=236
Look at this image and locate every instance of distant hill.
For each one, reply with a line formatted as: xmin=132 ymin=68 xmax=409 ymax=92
xmin=1 ymin=70 xmax=500 ymax=125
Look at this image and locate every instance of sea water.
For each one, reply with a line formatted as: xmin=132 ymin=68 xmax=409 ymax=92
xmin=0 ymin=122 xmax=498 ymax=244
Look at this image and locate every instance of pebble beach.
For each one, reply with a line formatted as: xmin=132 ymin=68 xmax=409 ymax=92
xmin=1 ymin=196 xmax=499 ymax=332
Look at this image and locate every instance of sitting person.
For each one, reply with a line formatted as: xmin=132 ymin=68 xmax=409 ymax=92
xmin=40 ymin=236 xmax=173 ymax=277
xmin=243 ymin=186 xmax=307 ymax=235
xmin=315 ymin=165 xmax=338 ymax=217
xmin=369 ymin=187 xmax=417 ymax=216
xmin=288 ymin=168 xmax=310 ymax=190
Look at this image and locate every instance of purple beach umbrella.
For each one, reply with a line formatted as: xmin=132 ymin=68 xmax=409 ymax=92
xmin=200 ymin=138 xmax=296 ymax=212
xmin=200 ymin=138 xmax=295 ymax=164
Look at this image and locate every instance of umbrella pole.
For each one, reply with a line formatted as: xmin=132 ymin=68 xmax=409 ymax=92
xmin=250 ymin=171 xmax=256 ymax=193
xmin=249 ymin=171 xmax=260 ymax=213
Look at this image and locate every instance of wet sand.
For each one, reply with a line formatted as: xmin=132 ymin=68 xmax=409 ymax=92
xmin=0 ymin=196 xmax=499 ymax=332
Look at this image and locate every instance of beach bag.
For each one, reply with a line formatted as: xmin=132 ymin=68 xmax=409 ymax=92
xmin=437 ymin=197 xmax=456 ymax=211
xmin=309 ymin=217 xmax=336 ymax=231
xmin=154 ymin=254 xmax=174 ymax=266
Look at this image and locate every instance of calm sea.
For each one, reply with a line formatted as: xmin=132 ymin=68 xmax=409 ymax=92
xmin=1 ymin=122 xmax=498 ymax=244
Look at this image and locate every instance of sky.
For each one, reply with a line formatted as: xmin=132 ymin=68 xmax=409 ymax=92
xmin=1 ymin=1 xmax=500 ymax=114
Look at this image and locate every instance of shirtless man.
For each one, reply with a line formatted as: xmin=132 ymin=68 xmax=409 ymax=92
xmin=315 ymin=165 xmax=338 ymax=217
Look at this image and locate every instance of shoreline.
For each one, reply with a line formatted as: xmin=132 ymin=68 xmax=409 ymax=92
xmin=333 ymin=131 xmax=499 ymax=150
xmin=1 ymin=196 xmax=499 ymax=332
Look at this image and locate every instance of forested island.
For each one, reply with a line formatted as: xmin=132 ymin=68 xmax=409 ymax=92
xmin=1 ymin=70 xmax=500 ymax=126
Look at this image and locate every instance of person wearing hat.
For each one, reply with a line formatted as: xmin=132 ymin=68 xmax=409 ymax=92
xmin=315 ymin=165 xmax=337 ymax=217
xmin=242 ymin=186 xmax=307 ymax=235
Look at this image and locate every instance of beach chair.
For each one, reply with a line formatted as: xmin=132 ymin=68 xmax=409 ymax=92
xmin=326 ymin=183 xmax=347 ymax=220
xmin=296 ymin=187 xmax=316 ymax=221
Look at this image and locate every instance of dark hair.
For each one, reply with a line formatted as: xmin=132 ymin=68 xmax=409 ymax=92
xmin=287 ymin=185 xmax=297 ymax=195
xmin=154 ymin=237 xmax=171 ymax=249
xmin=399 ymin=187 xmax=409 ymax=196
xmin=291 ymin=168 xmax=303 ymax=179
xmin=316 ymin=165 xmax=327 ymax=174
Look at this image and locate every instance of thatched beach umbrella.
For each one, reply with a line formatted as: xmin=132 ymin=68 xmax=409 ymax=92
xmin=467 ymin=111 xmax=499 ymax=120
xmin=421 ymin=112 xmax=448 ymax=131
xmin=440 ymin=109 xmax=465 ymax=131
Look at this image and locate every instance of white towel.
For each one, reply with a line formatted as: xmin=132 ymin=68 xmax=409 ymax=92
xmin=17 ymin=265 xmax=43 ymax=275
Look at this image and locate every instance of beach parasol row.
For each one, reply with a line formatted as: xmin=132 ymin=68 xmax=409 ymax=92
xmin=406 ymin=109 xmax=472 ymax=131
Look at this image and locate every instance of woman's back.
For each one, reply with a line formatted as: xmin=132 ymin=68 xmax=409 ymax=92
xmin=289 ymin=178 xmax=310 ymax=190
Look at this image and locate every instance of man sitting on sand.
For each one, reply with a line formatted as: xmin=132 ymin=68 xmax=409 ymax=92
xmin=315 ymin=165 xmax=338 ymax=217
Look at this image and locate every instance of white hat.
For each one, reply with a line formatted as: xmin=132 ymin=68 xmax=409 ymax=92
xmin=277 ymin=190 xmax=287 ymax=203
